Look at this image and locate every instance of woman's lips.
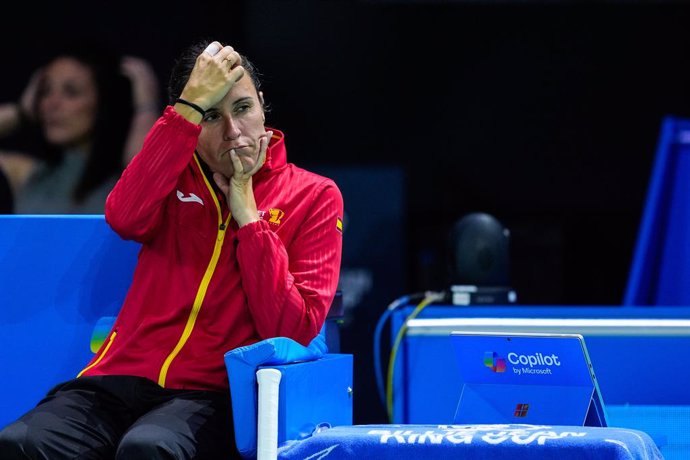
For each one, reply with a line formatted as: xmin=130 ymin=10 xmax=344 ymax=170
xmin=223 ymin=145 xmax=250 ymax=156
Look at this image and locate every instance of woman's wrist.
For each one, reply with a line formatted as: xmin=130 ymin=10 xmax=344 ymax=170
xmin=173 ymin=102 xmax=203 ymax=125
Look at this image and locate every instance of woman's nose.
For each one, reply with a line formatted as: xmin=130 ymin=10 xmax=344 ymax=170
xmin=223 ymin=117 xmax=241 ymax=141
xmin=40 ymin=91 xmax=62 ymax=112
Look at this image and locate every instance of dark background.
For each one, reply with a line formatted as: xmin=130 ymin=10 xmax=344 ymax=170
xmin=3 ymin=0 xmax=690 ymax=423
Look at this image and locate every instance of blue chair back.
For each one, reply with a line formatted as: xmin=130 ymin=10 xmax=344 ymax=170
xmin=0 ymin=215 xmax=139 ymax=428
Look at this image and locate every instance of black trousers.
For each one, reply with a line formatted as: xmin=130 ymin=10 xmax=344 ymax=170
xmin=0 ymin=375 xmax=242 ymax=460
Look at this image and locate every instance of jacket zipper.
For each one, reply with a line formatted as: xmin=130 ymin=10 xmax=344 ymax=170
xmin=157 ymin=155 xmax=231 ymax=387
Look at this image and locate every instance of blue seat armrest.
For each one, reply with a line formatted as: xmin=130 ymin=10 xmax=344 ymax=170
xmin=224 ymin=336 xmax=330 ymax=459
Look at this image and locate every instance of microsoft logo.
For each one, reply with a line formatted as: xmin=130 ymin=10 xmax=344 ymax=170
xmin=484 ymin=351 xmax=506 ymax=373
xmin=514 ymin=403 xmax=530 ymax=417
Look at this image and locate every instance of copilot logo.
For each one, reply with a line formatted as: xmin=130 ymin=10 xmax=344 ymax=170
xmin=508 ymin=351 xmax=561 ymax=375
xmin=483 ymin=351 xmax=506 ymax=373
xmin=484 ymin=350 xmax=562 ymax=375
xmin=508 ymin=352 xmax=561 ymax=367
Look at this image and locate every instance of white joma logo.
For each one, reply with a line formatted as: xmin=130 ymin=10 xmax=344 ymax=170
xmin=177 ymin=190 xmax=204 ymax=206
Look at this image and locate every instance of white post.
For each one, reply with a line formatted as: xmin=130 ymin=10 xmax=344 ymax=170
xmin=256 ymin=368 xmax=282 ymax=460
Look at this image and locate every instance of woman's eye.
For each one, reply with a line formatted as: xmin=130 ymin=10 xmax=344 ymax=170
xmin=64 ymin=85 xmax=82 ymax=98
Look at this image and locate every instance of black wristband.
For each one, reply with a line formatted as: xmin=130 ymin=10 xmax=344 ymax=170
xmin=175 ymin=98 xmax=206 ymax=117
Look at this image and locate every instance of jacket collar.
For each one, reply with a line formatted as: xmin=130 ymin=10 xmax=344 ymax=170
xmin=261 ymin=127 xmax=286 ymax=172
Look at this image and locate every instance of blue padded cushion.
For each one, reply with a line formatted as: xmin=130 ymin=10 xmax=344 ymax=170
xmin=224 ymin=336 xmax=327 ymax=458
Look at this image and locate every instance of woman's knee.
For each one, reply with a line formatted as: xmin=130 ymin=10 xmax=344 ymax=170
xmin=0 ymin=422 xmax=40 ymax=460
xmin=116 ymin=426 xmax=188 ymax=460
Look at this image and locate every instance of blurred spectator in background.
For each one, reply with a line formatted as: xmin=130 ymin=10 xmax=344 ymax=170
xmin=0 ymin=43 xmax=160 ymax=214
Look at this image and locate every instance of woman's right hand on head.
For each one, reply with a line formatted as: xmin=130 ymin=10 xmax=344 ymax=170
xmin=177 ymin=41 xmax=244 ymax=112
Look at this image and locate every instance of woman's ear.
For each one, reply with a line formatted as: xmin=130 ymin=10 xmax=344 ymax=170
xmin=259 ymin=91 xmax=266 ymax=122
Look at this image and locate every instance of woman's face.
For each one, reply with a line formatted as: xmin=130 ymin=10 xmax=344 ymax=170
xmin=38 ymin=57 xmax=98 ymax=150
xmin=195 ymin=75 xmax=267 ymax=177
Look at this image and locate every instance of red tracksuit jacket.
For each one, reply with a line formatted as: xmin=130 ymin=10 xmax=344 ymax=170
xmin=79 ymin=106 xmax=344 ymax=392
